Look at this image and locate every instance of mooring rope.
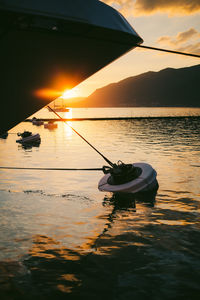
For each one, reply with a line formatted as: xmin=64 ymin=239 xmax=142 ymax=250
xmin=0 ymin=107 xmax=115 ymax=172
xmin=47 ymin=106 xmax=115 ymax=167
xmin=137 ymin=45 xmax=200 ymax=58
xmin=0 ymin=166 xmax=103 ymax=171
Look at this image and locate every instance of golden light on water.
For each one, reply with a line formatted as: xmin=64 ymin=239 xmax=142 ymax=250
xmin=63 ymin=110 xmax=73 ymax=119
xmin=64 ymin=121 xmax=73 ymax=137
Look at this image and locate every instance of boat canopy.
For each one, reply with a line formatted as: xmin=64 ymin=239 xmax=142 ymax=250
xmin=0 ymin=0 xmax=143 ymax=134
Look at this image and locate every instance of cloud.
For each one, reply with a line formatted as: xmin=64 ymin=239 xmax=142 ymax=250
xmin=176 ymin=28 xmax=200 ymax=43
xmin=102 ymin=0 xmax=200 ymax=16
xmin=157 ymin=28 xmax=200 ymax=55
xmin=177 ymin=42 xmax=200 ymax=55
xmin=157 ymin=28 xmax=200 ymax=47
xmin=134 ymin=0 xmax=200 ymax=16
xmin=102 ymin=0 xmax=134 ymax=15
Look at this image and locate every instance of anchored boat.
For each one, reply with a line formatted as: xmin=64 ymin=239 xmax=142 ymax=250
xmin=44 ymin=121 xmax=58 ymax=129
xmin=16 ymin=131 xmax=41 ymax=144
xmin=32 ymin=118 xmax=44 ymax=126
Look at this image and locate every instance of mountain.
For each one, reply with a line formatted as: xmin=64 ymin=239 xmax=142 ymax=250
xmin=67 ymin=64 xmax=200 ymax=107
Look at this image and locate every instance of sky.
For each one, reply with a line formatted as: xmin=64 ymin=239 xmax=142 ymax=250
xmin=72 ymin=0 xmax=200 ymax=98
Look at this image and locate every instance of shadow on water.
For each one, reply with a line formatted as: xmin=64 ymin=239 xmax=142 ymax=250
xmin=1 ymin=187 xmax=200 ymax=300
xmin=98 ymin=187 xmax=158 ymax=237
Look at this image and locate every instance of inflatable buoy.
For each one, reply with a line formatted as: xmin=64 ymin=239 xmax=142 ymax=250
xmin=98 ymin=162 xmax=158 ymax=194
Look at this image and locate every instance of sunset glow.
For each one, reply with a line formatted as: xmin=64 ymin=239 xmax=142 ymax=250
xmin=34 ymin=71 xmax=78 ymax=100
xmin=62 ymin=88 xmax=79 ymax=99
xmin=34 ymin=1 xmax=200 ymax=100
xmin=76 ymin=0 xmax=200 ymax=97
xmin=34 ymin=88 xmax=62 ymax=99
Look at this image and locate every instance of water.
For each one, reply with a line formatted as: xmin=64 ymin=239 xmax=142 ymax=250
xmin=0 ymin=107 xmax=200 ymax=299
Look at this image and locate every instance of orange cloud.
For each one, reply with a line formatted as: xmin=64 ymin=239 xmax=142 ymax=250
xmin=134 ymin=0 xmax=200 ymax=16
xmin=157 ymin=28 xmax=200 ymax=47
xmin=102 ymin=0 xmax=135 ymax=16
xmin=177 ymin=42 xmax=200 ymax=55
xmin=102 ymin=0 xmax=200 ymax=16
xmin=157 ymin=28 xmax=200 ymax=55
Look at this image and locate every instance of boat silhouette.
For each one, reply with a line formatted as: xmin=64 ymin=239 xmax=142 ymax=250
xmin=0 ymin=0 xmax=142 ymax=135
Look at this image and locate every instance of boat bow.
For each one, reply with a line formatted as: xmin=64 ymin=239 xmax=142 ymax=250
xmin=0 ymin=0 xmax=143 ymax=134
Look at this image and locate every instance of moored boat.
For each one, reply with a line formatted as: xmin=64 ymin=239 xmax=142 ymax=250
xmin=32 ymin=118 xmax=44 ymax=126
xmin=16 ymin=131 xmax=41 ymax=144
xmin=44 ymin=121 xmax=58 ymax=129
xmin=0 ymin=132 xmax=8 ymax=139
xmin=53 ymin=107 xmax=70 ymax=112
xmin=47 ymin=103 xmax=70 ymax=113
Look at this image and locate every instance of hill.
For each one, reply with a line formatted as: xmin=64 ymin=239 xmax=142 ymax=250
xmin=67 ymin=64 xmax=200 ymax=107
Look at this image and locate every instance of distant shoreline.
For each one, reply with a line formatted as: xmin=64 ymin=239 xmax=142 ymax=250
xmin=25 ymin=115 xmax=200 ymax=122
xmin=59 ymin=105 xmax=200 ymax=108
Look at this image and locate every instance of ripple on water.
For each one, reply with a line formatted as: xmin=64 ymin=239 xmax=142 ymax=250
xmin=0 ymin=113 xmax=200 ymax=299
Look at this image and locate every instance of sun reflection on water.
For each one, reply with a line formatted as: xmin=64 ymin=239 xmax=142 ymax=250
xmin=63 ymin=108 xmax=72 ymax=119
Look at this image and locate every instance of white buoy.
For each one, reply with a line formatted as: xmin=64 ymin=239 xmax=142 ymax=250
xmin=98 ymin=162 xmax=158 ymax=194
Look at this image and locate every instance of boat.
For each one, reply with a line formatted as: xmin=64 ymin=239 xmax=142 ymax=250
xmin=47 ymin=106 xmax=69 ymax=113
xmin=98 ymin=162 xmax=158 ymax=195
xmin=53 ymin=107 xmax=70 ymax=112
xmin=44 ymin=121 xmax=58 ymax=129
xmin=0 ymin=0 xmax=143 ymax=135
xmin=47 ymin=98 xmax=70 ymax=112
xmin=16 ymin=131 xmax=41 ymax=144
xmin=32 ymin=117 xmax=44 ymax=126
xmin=0 ymin=132 xmax=8 ymax=139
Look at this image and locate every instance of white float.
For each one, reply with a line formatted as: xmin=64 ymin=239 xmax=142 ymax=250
xmin=98 ymin=163 xmax=158 ymax=194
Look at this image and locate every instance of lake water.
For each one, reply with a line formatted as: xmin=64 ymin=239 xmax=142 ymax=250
xmin=0 ymin=107 xmax=200 ymax=299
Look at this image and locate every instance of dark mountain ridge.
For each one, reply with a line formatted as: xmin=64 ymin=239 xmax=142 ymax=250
xmin=67 ymin=64 xmax=200 ymax=107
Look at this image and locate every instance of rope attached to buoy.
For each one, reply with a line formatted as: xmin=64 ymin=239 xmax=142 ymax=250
xmin=47 ymin=106 xmax=115 ymax=167
xmin=0 ymin=166 xmax=103 ymax=171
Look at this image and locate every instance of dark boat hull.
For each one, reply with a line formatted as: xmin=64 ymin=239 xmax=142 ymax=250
xmin=0 ymin=0 xmax=142 ymax=134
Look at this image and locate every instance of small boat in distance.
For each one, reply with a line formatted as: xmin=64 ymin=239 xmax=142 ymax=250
xmin=54 ymin=107 xmax=70 ymax=112
xmin=32 ymin=117 xmax=44 ymax=126
xmin=0 ymin=132 xmax=8 ymax=139
xmin=47 ymin=98 xmax=70 ymax=112
xmin=47 ymin=106 xmax=70 ymax=112
xmin=44 ymin=121 xmax=58 ymax=129
xmin=16 ymin=131 xmax=41 ymax=144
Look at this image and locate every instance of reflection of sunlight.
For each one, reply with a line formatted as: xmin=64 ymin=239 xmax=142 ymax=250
xmin=63 ymin=108 xmax=72 ymax=119
xmin=30 ymin=235 xmax=80 ymax=261
xmin=64 ymin=121 xmax=73 ymax=137
xmin=157 ymin=219 xmax=193 ymax=226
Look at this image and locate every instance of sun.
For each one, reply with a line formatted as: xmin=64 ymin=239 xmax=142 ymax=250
xmin=62 ymin=87 xmax=79 ymax=99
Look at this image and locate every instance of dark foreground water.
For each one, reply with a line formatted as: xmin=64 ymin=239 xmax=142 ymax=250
xmin=0 ymin=108 xmax=200 ymax=299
